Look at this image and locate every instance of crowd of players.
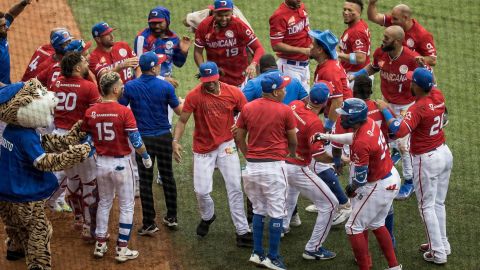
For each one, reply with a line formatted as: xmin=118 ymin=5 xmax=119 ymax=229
xmin=0 ymin=0 xmax=453 ymax=269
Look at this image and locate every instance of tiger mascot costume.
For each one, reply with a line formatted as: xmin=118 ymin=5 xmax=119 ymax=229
xmin=0 ymin=79 xmax=91 ymax=270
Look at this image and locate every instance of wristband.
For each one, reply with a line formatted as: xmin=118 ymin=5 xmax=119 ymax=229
xmin=352 ymin=69 xmax=368 ymax=78
xmin=172 ymin=138 xmax=178 ymax=142
xmin=349 ymin=53 xmax=357 ymax=65
xmin=324 ymin=118 xmax=334 ymax=130
xmin=141 ymin=151 xmax=150 ymax=159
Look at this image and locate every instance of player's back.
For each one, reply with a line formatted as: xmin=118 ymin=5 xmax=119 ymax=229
xmin=22 ymin=44 xmax=55 ymax=82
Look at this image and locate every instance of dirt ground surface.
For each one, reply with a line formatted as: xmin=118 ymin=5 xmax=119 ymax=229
xmin=0 ymin=0 xmax=180 ymax=269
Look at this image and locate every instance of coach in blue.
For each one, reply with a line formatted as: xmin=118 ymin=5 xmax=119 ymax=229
xmin=134 ymin=6 xmax=192 ymax=78
xmin=0 ymin=0 xmax=32 ymax=85
xmin=120 ymin=52 xmax=183 ymax=234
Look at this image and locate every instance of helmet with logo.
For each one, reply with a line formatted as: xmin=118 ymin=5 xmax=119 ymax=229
xmin=335 ymin=98 xmax=368 ymax=129
xmin=50 ymin=29 xmax=73 ymax=55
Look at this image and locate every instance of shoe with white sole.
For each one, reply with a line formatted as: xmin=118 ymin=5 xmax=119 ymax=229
xmin=384 ymin=264 xmax=402 ymax=270
xmin=419 ymin=243 xmax=451 ymax=256
xmin=93 ymin=241 xmax=108 ymax=258
xmin=249 ymin=251 xmax=266 ymax=266
xmin=302 ymin=247 xmax=336 ymax=260
xmin=423 ymin=251 xmax=447 ymax=265
xmin=290 ymin=213 xmax=301 ymax=227
xmin=332 ymin=202 xmax=352 ymax=226
xmin=263 ymin=255 xmax=287 ymax=270
xmin=115 ymin=246 xmax=139 ymax=263
xmin=305 ymin=204 xmax=318 ymax=213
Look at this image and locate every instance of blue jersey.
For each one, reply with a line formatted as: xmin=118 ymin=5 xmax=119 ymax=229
xmin=0 ymin=125 xmax=58 ymax=202
xmin=242 ymin=69 xmax=308 ymax=105
xmin=121 ymin=74 xmax=179 ymax=137
xmin=134 ymin=28 xmax=186 ymax=77
xmin=0 ymin=15 xmax=13 ymax=84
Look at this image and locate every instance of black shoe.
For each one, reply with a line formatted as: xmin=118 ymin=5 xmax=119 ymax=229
xmin=163 ymin=216 xmax=178 ymax=230
xmin=6 ymin=249 xmax=25 ymax=261
xmin=137 ymin=224 xmax=159 ymax=236
xmin=236 ymin=232 xmax=253 ymax=248
xmin=196 ymin=214 xmax=216 ymax=237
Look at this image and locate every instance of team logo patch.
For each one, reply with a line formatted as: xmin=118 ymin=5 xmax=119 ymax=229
xmin=91 ymin=111 xmax=96 ymax=119
xmin=165 ymin=41 xmax=174 ymax=49
xmin=342 ymin=33 xmax=349 ymax=41
xmin=288 ymin=16 xmax=296 ymax=26
xmin=225 ymin=30 xmax=234 ymax=38
xmin=55 ymin=80 xmax=61 ymax=88
xmin=119 ymin=48 xmax=127 ymax=57
xmin=407 ymin=38 xmax=415 ymax=48
xmin=399 ymin=65 xmax=408 ymax=74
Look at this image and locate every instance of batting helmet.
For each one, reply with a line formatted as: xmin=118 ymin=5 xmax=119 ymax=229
xmin=50 ymin=29 xmax=73 ymax=54
xmin=336 ymin=98 xmax=368 ymax=129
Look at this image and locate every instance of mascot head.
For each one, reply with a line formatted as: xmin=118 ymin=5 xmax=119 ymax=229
xmin=0 ymin=79 xmax=58 ymax=128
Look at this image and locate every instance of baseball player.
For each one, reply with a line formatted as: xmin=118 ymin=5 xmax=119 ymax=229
xmin=349 ymin=25 xmax=421 ymax=200
xmin=367 ymin=0 xmax=437 ymax=66
xmin=309 ymin=29 xmax=353 ymax=133
xmin=337 ymin=0 xmax=373 ymax=89
xmin=172 ymin=61 xmax=252 ymax=247
xmin=194 ymin=0 xmax=265 ymax=88
xmin=377 ymin=68 xmax=452 ymax=264
xmin=284 ymin=82 xmax=338 ymax=261
xmin=0 ymin=0 xmax=32 ymax=84
xmin=235 ymin=72 xmax=297 ymax=270
xmin=269 ymin=0 xmax=312 ymax=91
xmin=313 ymin=98 xmax=401 ymax=270
xmin=51 ymin=51 xmax=101 ymax=241
xmin=82 ymin=71 xmax=152 ymax=263
xmin=183 ymin=4 xmax=252 ymax=33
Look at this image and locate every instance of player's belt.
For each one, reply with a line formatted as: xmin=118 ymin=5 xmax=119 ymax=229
xmin=286 ymin=60 xmax=309 ymax=67
xmin=113 ymin=155 xmax=126 ymax=158
xmin=412 ymin=143 xmax=446 ymax=156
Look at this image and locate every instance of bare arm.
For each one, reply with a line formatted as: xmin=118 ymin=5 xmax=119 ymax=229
xmin=327 ymin=97 xmax=343 ymax=123
xmin=8 ymin=0 xmax=31 ymax=18
xmin=272 ymin=42 xmax=310 ymax=56
xmin=172 ymin=111 xmax=192 ymax=163
xmin=286 ymin=128 xmax=298 ymax=157
xmin=367 ymin=0 xmax=385 ymax=25
xmin=424 ymin=56 xmax=437 ymax=66
xmin=338 ymin=52 xmax=367 ymax=65
xmin=235 ymin=128 xmax=248 ymax=156
xmin=194 ymin=46 xmax=205 ymax=67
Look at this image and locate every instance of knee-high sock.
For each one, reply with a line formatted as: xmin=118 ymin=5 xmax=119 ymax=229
xmin=268 ymin=218 xmax=283 ymax=259
xmin=385 ymin=206 xmax=396 ymax=247
xmin=373 ymin=226 xmax=398 ymax=267
xmin=252 ymin=214 xmax=265 ymax=254
xmin=348 ymin=233 xmax=370 ymax=270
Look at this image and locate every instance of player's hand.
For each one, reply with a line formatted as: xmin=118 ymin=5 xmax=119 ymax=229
xmin=230 ymin=124 xmax=238 ymax=137
xmin=347 ymin=74 xmax=355 ymax=82
xmin=180 ymin=36 xmax=192 ymax=54
xmin=303 ymin=47 xmax=311 ymax=57
xmin=375 ymin=99 xmax=389 ymax=110
xmin=142 ymin=155 xmax=153 ymax=168
xmin=310 ymin=132 xmax=329 ymax=144
xmin=122 ymin=57 xmax=139 ymax=69
xmin=345 ymin=184 xmax=357 ymax=198
xmin=415 ymin=56 xmax=426 ymax=67
xmin=244 ymin=63 xmax=257 ymax=79
xmin=165 ymin=77 xmax=179 ymax=88
xmin=178 ymin=96 xmax=185 ymax=104
xmin=173 ymin=141 xmax=183 ymax=163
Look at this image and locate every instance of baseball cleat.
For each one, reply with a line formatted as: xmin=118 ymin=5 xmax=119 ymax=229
xmin=115 ymin=246 xmax=139 ymax=263
xmin=264 ymin=255 xmax=287 ymax=270
xmin=162 ymin=216 xmax=178 ymax=230
xmin=423 ymin=251 xmax=447 ymax=264
xmin=384 ymin=264 xmax=402 ymax=270
xmin=93 ymin=241 xmax=108 ymax=258
xmin=302 ymin=247 xmax=336 ymax=260
xmin=196 ymin=214 xmax=216 ymax=237
xmin=48 ymin=202 xmax=63 ymax=213
xmin=419 ymin=243 xmax=451 ymax=256
xmin=137 ymin=224 xmax=159 ymax=236
xmin=395 ymin=182 xmax=414 ymax=200
xmin=305 ymin=204 xmax=318 ymax=213
xmin=58 ymin=201 xmax=72 ymax=212
xmin=290 ymin=213 xmax=302 ymax=227
xmin=391 ymin=149 xmax=402 ymax=165
xmin=81 ymin=225 xmax=95 ymax=243
xmin=249 ymin=251 xmax=266 ymax=266
xmin=280 ymin=227 xmax=290 ymax=238
xmin=236 ymin=232 xmax=253 ymax=248
xmin=332 ymin=203 xmax=352 ymax=226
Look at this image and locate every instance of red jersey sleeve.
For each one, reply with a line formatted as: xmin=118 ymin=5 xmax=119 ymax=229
xmin=349 ymin=30 xmax=370 ymax=54
xmin=236 ymin=106 xmax=248 ymax=129
xmin=88 ymin=83 xmax=101 ymax=105
xmin=88 ymin=52 xmax=101 ymax=75
xmin=235 ymin=89 xmax=248 ymax=112
xmin=284 ymin=107 xmax=296 ymax=130
xmin=418 ymin=33 xmax=437 ymax=57
xmin=182 ymin=91 xmax=197 ymax=113
xmin=269 ymin=15 xmax=286 ymax=47
xmin=123 ymin=108 xmax=138 ymax=132
xmin=194 ymin=21 xmax=207 ymax=48
xmin=401 ymin=106 xmax=421 ymax=134
xmin=383 ymin=15 xmax=393 ymax=27
xmin=309 ymin=120 xmax=326 ymax=157
xmin=371 ymin=48 xmax=382 ymax=70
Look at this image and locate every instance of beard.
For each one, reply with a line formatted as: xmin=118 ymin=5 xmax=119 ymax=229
xmin=381 ymin=43 xmax=395 ymax=52
xmin=82 ymin=69 xmax=89 ymax=79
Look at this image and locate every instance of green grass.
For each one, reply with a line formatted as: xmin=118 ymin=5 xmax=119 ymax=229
xmin=67 ymin=0 xmax=480 ymax=269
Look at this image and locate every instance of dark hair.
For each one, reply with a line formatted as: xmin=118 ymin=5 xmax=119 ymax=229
xmin=60 ymin=52 xmax=83 ymax=78
xmin=99 ymin=71 xmax=121 ymax=96
xmin=353 ymin=74 xmax=372 ymax=100
xmin=0 ymin=12 xmax=5 ymax=19
xmin=346 ymin=0 xmax=364 ymax=12
xmin=259 ymin=54 xmax=277 ymax=73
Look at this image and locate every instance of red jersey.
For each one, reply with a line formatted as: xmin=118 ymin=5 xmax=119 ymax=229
xmin=22 ymin=44 xmax=55 ymax=82
xmin=82 ymin=102 xmax=137 ymax=156
xmin=339 ymin=19 xmax=371 ymax=72
xmin=183 ymin=82 xmax=247 ymax=153
xmin=195 ymin=16 xmax=260 ymax=86
xmin=236 ymin=97 xmax=296 ymax=160
xmin=269 ymin=2 xmax=311 ymax=61
xmin=286 ymin=100 xmax=325 ymax=166
xmin=372 ymin=46 xmax=420 ymax=105
xmin=399 ymin=88 xmax=446 ymax=155
xmin=89 ymin=42 xmax=136 ymax=83
xmin=314 ymin=59 xmax=353 ymax=116
xmin=52 ymin=76 xmax=100 ymax=130
xmin=383 ymin=16 xmax=436 ymax=58
xmin=37 ymin=61 xmax=61 ymax=89
xmin=350 ymin=117 xmax=393 ymax=182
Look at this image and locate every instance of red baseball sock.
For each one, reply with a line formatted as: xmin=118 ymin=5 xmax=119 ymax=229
xmin=348 ymin=233 xmax=370 ymax=270
xmin=373 ymin=226 xmax=398 ymax=267
xmin=363 ymin=231 xmax=373 ymax=268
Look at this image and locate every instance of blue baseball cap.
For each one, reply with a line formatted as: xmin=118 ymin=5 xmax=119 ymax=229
xmin=148 ymin=6 xmax=170 ymax=23
xmin=407 ymin=68 xmax=434 ymax=91
xmin=214 ymin=0 xmax=234 ymax=11
xmin=139 ymin=51 xmax=167 ymax=71
xmin=199 ymin=61 xmax=220 ymax=82
xmin=50 ymin=29 xmax=73 ymax=52
xmin=309 ymin=82 xmax=331 ymax=105
xmin=309 ymin=30 xmax=339 ymax=60
xmin=261 ymin=71 xmax=291 ymax=93
xmin=65 ymin=39 xmax=92 ymax=53
xmin=92 ymin=22 xmax=115 ymax=38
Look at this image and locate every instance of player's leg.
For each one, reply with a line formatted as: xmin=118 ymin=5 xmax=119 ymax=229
xmin=47 ymin=172 xmax=68 ymax=212
xmin=435 ymin=145 xmax=453 ymax=254
xmin=135 ymin=136 xmax=157 ymax=232
xmin=155 ymin=133 xmax=178 ymax=227
xmin=317 ymin=166 xmax=352 ymax=225
xmin=94 ymin=156 xmax=115 ymax=241
xmin=217 ymin=140 xmax=250 ymax=237
xmin=283 ymin=164 xmax=300 ymax=234
xmin=65 ymin=172 xmax=83 ymax=230
xmin=193 ymin=150 xmax=217 ymax=236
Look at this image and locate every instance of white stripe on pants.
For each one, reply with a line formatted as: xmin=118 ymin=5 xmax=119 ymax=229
xmin=277 ymin=58 xmax=310 ymax=92
xmin=284 ymin=163 xmax=338 ymax=251
xmin=193 ymin=140 xmax=249 ymax=234
xmin=95 ymin=155 xmax=135 ymax=241
xmin=412 ymin=144 xmax=452 ymax=260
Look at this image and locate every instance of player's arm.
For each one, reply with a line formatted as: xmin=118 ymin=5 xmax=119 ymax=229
xmin=7 ymin=0 xmax=31 ymax=19
xmin=348 ymin=64 xmax=377 ymax=81
xmin=235 ymin=127 xmax=248 ymax=156
xmin=172 ymin=111 xmax=192 ymax=163
xmin=245 ymin=39 xmax=265 ymax=78
xmin=128 ymin=130 xmax=152 ymax=168
xmin=326 ymin=97 xmax=343 ymax=132
xmin=286 ymin=128 xmax=298 ymax=158
xmin=367 ymin=0 xmax=385 ymax=26
xmin=167 ymin=84 xmax=183 ymax=115
xmin=338 ymin=51 xmax=367 ymax=66
xmin=376 ymin=99 xmax=411 ymax=138
xmin=193 ymin=46 xmax=205 ymax=67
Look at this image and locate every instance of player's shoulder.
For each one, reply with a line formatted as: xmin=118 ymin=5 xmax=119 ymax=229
xmin=288 ymin=99 xmax=304 ymax=108
xmin=403 ymin=46 xmax=420 ymax=58
xmin=411 ymin=19 xmax=432 ymax=34
xmin=114 ymin=41 xmax=133 ymax=50
xmin=373 ymin=47 xmax=385 ymax=58
xmin=198 ymin=16 xmax=215 ymax=29
xmin=136 ymin=28 xmax=151 ymax=38
xmin=270 ymin=3 xmax=287 ymax=20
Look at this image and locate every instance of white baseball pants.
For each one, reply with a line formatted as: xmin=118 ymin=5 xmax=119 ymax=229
xmin=284 ymin=163 xmax=338 ymax=252
xmin=193 ymin=139 xmax=249 ymax=235
xmin=389 ymin=102 xmax=415 ymax=180
xmin=412 ymin=144 xmax=453 ymax=261
xmin=277 ymin=58 xmax=310 ymax=92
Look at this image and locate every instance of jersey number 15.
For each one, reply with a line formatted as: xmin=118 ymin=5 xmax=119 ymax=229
xmin=96 ymin=122 xmax=115 ymax=141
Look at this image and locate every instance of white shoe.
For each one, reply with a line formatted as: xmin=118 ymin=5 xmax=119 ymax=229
xmin=290 ymin=213 xmax=301 ymax=227
xmin=93 ymin=241 xmax=108 ymax=258
xmin=48 ymin=202 xmax=63 ymax=212
xmin=305 ymin=204 xmax=318 ymax=213
xmin=332 ymin=202 xmax=352 ymax=226
xmin=156 ymin=175 xmax=163 ymax=185
xmin=81 ymin=224 xmax=94 ymax=243
xmin=115 ymin=246 xmax=139 ymax=262
xmin=384 ymin=264 xmax=402 ymax=270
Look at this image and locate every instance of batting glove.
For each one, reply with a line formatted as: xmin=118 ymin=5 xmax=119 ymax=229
xmin=141 ymin=152 xmax=152 ymax=168
xmin=345 ymin=184 xmax=357 ymax=198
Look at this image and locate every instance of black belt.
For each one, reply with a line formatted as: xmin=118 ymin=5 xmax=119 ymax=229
xmin=246 ymin=158 xmax=280 ymax=163
xmin=286 ymin=60 xmax=309 ymax=67
xmin=113 ymin=155 xmax=126 ymax=158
